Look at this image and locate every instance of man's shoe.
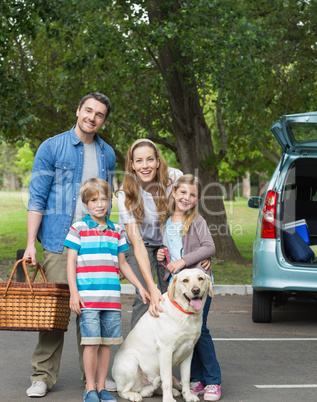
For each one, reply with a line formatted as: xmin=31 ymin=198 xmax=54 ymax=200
xmin=204 ymin=384 xmax=221 ymax=401
xmin=190 ymin=381 xmax=205 ymax=395
xmin=98 ymin=389 xmax=117 ymax=402
xmin=83 ymin=389 xmax=99 ymax=402
xmin=105 ymin=377 xmax=117 ymax=391
xmin=26 ymin=381 xmax=48 ymax=397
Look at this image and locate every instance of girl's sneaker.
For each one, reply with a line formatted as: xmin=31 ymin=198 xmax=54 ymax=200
xmin=190 ymin=381 xmax=205 ymax=395
xmin=204 ymin=384 xmax=221 ymax=401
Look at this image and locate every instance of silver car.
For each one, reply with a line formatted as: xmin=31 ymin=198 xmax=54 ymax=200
xmin=248 ymin=111 xmax=317 ymax=322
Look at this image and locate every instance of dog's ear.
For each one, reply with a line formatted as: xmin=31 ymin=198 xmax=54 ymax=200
xmin=206 ymin=275 xmax=214 ymax=298
xmin=167 ymin=275 xmax=178 ymax=299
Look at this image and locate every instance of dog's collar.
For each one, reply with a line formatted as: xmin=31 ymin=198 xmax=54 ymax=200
xmin=167 ymin=293 xmax=195 ymax=315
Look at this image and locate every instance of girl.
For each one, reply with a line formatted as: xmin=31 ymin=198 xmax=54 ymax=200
xmin=158 ymin=174 xmax=222 ymax=401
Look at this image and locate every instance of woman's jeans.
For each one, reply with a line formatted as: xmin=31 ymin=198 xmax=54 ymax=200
xmin=125 ymin=245 xmax=167 ymax=329
xmin=190 ymin=295 xmax=221 ymax=385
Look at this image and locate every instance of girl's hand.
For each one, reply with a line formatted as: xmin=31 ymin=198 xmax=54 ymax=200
xmin=138 ymin=286 xmax=151 ymax=305
xmin=69 ymin=293 xmax=85 ymax=315
xmin=167 ymin=258 xmax=186 ymax=274
xmin=157 ymin=248 xmax=166 ymax=262
xmin=201 ymin=258 xmax=211 ymax=271
xmin=148 ymin=287 xmax=164 ymax=317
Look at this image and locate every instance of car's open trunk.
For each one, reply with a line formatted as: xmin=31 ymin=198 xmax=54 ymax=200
xmin=282 ymin=158 xmax=317 ymax=248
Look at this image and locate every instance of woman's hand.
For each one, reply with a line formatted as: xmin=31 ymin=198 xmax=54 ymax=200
xmin=148 ymin=287 xmax=164 ymax=317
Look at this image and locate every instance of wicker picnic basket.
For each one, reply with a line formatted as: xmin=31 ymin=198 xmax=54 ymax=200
xmin=0 ymin=259 xmax=71 ymax=332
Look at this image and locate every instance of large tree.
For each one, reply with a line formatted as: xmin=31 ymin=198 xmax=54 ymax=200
xmin=2 ymin=0 xmax=317 ymax=261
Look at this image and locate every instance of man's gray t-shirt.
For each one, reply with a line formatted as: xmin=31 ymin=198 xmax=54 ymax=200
xmin=72 ymin=142 xmax=98 ymax=224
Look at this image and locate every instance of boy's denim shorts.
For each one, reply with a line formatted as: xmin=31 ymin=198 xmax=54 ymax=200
xmin=79 ymin=309 xmax=123 ymax=346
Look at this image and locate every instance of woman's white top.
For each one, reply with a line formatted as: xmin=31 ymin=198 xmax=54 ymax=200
xmin=118 ymin=167 xmax=183 ymax=246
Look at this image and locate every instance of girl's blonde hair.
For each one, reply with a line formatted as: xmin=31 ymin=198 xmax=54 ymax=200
xmin=121 ymin=139 xmax=172 ymax=225
xmin=80 ymin=178 xmax=112 ymax=205
xmin=164 ymin=174 xmax=202 ymax=235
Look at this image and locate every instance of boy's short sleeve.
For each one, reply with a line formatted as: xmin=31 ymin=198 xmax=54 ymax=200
xmin=63 ymin=225 xmax=81 ymax=252
xmin=118 ymin=228 xmax=129 ymax=254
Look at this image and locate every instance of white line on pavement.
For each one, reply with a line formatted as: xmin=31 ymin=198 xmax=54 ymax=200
xmin=213 ymin=338 xmax=317 ymax=341
xmin=255 ymin=385 xmax=317 ymax=389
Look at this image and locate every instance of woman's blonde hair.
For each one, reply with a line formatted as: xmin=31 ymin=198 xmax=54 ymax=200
xmin=121 ymin=139 xmax=172 ymax=225
xmin=164 ymin=174 xmax=202 ymax=235
xmin=80 ymin=178 xmax=112 ymax=205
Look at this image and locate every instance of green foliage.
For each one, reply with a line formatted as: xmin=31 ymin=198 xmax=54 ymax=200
xmin=0 ymin=142 xmax=34 ymax=188
xmin=2 ymin=0 xmax=317 ymax=169
xmin=14 ymin=143 xmax=35 ymax=186
xmin=0 ymin=192 xmax=256 ymax=284
xmin=2 ymin=0 xmax=317 ymax=260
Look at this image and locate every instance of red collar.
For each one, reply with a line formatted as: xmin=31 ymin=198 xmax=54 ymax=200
xmin=167 ymin=293 xmax=195 ymax=315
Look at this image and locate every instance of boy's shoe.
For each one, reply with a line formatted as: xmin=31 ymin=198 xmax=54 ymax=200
xmin=98 ymin=389 xmax=117 ymax=402
xmin=105 ymin=377 xmax=117 ymax=391
xmin=26 ymin=381 xmax=48 ymax=397
xmin=204 ymin=384 xmax=221 ymax=401
xmin=84 ymin=389 xmax=100 ymax=402
xmin=190 ymin=381 xmax=205 ymax=395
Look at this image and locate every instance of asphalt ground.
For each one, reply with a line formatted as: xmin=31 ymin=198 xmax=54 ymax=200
xmin=1 ymin=293 xmax=317 ymax=402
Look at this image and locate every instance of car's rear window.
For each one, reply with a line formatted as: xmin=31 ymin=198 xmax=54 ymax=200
xmin=289 ymin=122 xmax=317 ymax=142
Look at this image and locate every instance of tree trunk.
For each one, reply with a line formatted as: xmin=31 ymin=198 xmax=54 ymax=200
xmin=242 ymin=172 xmax=251 ymax=198
xmin=147 ymin=4 xmax=244 ymax=262
xmin=3 ymin=172 xmax=20 ymax=190
xmin=223 ymin=182 xmax=236 ymax=201
xmin=257 ymin=173 xmax=268 ymax=197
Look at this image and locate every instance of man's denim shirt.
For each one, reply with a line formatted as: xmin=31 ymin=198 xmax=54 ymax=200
xmin=28 ymin=126 xmax=116 ymax=253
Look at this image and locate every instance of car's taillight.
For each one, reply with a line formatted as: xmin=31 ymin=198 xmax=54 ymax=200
xmin=261 ymin=190 xmax=277 ymax=239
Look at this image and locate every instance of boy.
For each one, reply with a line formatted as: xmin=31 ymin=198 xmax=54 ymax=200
xmin=64 ymin=178 xmax=150 ymax=402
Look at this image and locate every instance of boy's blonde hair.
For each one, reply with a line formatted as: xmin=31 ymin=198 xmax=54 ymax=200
xmin=120 ymin=139 xmax=172 ymax=225
xmin=80 ymin=178 xmax=112 ymax=205
xmin=164 ymin=174 xmax=202 ymax=235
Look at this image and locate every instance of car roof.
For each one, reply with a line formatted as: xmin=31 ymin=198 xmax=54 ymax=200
xmin=271 ymin=111 xmax=317 ymax=153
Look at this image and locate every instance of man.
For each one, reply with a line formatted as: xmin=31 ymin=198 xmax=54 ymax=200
xmin=24 ymin=92 xmax=117 ymax=397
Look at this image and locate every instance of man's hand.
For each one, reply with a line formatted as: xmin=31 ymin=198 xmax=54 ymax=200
xmin=23 ymin=246 xmax=37 ymax=267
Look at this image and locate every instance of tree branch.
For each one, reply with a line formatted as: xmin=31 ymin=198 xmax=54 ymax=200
xmin=98 ymin=132 xmax=126 ymax=169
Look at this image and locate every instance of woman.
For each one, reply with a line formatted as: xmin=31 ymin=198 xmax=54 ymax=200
xmin=117 ymin=138 xmax=183 ymax=328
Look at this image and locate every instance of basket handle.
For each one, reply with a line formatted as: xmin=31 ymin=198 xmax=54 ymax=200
xmin=3 ymin=258 xmax=48 ymax=298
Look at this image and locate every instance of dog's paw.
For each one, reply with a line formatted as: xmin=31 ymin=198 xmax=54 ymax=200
xmin=162 ymin=397 xmax=177 ymax=402
xmin=172 ymin=388 xmax=181 ymax=397
xmin=182 ymin=391 xmax=200 ymax=402
xmin=120 ymin=391 xmax=143 ymax=401
xmin=140 ymin=385 xmax=155 ymax=398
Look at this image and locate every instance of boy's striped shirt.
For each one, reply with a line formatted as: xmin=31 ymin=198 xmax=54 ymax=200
xmin=64 ymin=214 xmax=129 ymax=311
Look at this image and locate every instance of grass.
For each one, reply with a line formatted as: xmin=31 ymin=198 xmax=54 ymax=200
xmin=0 ymin=191 xmax=259 ymax=284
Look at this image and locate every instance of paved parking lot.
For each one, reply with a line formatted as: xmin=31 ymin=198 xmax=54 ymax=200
xmin=1 ymin=294 xmax=317 ymax=402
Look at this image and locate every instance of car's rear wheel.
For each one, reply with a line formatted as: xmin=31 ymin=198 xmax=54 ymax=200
xmin=252 ymin=290 xmax=273 ymax=323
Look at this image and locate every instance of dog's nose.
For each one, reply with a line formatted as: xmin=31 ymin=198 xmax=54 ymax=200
xmin=191 ymin=287 xmax=200 ymax=296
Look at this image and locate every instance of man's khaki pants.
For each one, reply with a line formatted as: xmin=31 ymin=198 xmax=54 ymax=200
xmin=30 ymin=248 xmax=84 ymax=389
